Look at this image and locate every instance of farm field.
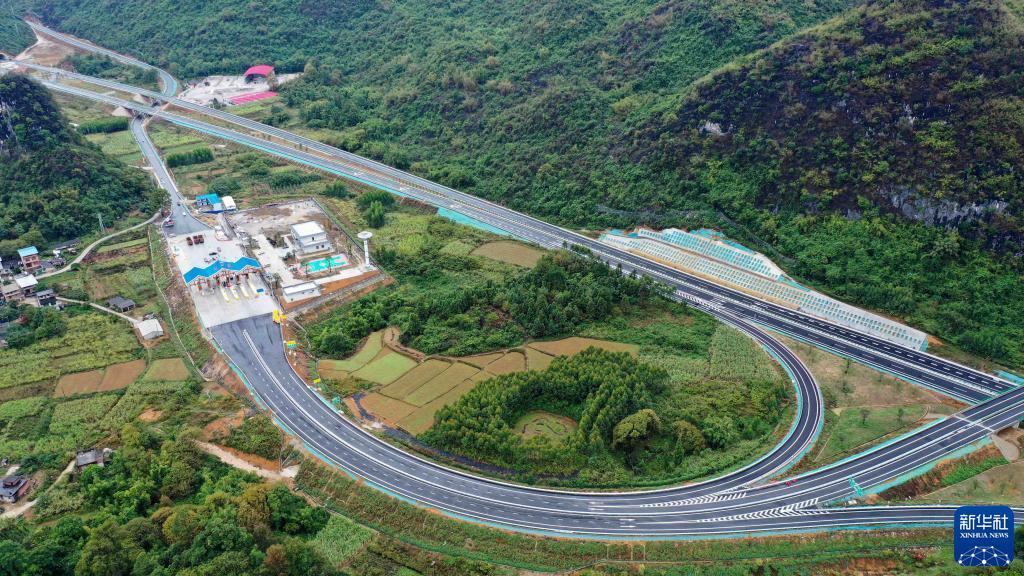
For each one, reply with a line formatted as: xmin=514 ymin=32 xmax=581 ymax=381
xmin=527 ymin=337 xmax=638 ymax=358
xmin=53 ymin=370 xmax=104 ymax=397
xmin=143 ymin=358 xmax=190 ymax=381
xmin=85 ymin=129 xmax=143 ymax=164
xmin=53 ymin=359 xmax=146 ymax=396
xmin=336 ymin=336 xmax=633 ymax=435
xmin=350 ymin=352 xmax=418 ymax=385
xmin=97 ymin=359 xmax=147 ymax=391
xmin=0 ymin=312 xmax=141 ymax=395
xmin=0 ymin=370 xmax=196 ymax=463
xmin=470 ymin=241 xmax=544 ymax=268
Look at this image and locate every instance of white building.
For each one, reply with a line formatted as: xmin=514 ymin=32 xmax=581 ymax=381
xmin=281 ymin=281 xmax=320 ymax=303
xmin=290 ymin=221 xmax=331 ymax=255
xmin=136 ymin=318 xmax=164 ymax=340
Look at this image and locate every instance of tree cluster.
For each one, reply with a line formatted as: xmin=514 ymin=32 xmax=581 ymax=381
xmin=166 ymin=147 xmax=214 ymax=168
xmin=309 ymin=250 xmax=657 ymax=358
xmin=2 ymin=303 xmax=68 ymax=349
xmin=423 ymin=348 xmax=668 ymax=471
xmin=77 ymin=118 xmax=129 ymax=135
xmin=0 ymin=424 xmax=334 ymax=576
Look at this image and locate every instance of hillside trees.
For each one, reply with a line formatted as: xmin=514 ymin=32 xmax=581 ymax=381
xmin=0 ymin=75 xmax=161 ymax=255
xmin=309 ymin=250 xmax=658 ymax=358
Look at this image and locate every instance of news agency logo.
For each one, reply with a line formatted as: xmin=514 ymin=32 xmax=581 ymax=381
xmin=954 ymin=506 xmax=1014 ymax=567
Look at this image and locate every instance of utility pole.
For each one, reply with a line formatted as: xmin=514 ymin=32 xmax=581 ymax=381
xmin=97 ymin=212 xmax=106 ymax=235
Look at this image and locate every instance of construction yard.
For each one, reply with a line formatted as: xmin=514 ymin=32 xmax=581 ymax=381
xmin=228 ymin=199 xmax=379 ymax=307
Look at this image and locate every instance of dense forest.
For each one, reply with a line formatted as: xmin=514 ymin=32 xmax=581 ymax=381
xmin=0 ymin=425 xmax=340 ymax=576
xmin=14 ymin=0 xmax=1024 ymax=365
xmin=309 ymin=250 xmax=659 ymax=358
xmin=0 ymin=75 xmax=161 ymax=256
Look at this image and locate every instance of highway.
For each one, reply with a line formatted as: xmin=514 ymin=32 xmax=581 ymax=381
xmin=129 ymin=116 xmax=208 ymax=236
xmin=211 ymin=312 xmax=1024 ymax=536
xmin=24 ymin=19 xmax=177 ymax=96
xmin=14 ymin=26 xmax=1024 ymax=536
xmin=14 ymin=60 xmax=1014 ymax=406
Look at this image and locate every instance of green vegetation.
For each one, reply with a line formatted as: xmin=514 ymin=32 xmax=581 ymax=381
xmin=0 ymin=75 xmax=161 ymax=256
xmin=941 ymin=456 xmax=1010 ymax=487
xmin=2 ymin=427 xmax=338 ymax=576
xmin=76 ymin=117 xmax=129 ymax=135
xmin=425 ymin=349 xmax=667 ymax=473
xmin=223 ymin=414 xmax=285 ymax=461
xmin=0 ymin=14 xmax=33 ymax=54
xmin=630 ymin=0 xmax=1024 ymax=366
xmin=165 ymin=146 xmax=213 ymax=168
xmin=1 ymin=304 xmax=67 ymax=349
xmin=0 ymin=310 xmax=139 ymax=392
xmin=64 ymin=52 xmax=159 ymax=90
xmin=424 ymin=344 xmax=788 ymax=485
xmin=308 ymin=196 xmax=790 ymax=486
xmin=311 ymin=249 xmax=659 ymax=358
xmin=309 ymin=515 xmax=373 ymax=567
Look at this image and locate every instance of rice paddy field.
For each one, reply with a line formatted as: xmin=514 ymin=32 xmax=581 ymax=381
xmin=53 ymin=359 xmax=146 ymax=396
xmin=323 ymin=335 xmax=635 ymax=435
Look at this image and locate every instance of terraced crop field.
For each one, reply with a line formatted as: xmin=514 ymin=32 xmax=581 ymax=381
xmin=348 ymin=336 xmax=633 ymax=435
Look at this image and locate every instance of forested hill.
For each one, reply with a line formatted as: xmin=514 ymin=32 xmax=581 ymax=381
xmin=632 ymin=0 xmax=1024 ymax=254
xmin=25 ymin=0 xmax=858 ymax=219
xmin=623 ymin=0 xmax=1024 ymax=365
xmin=0 ymin=75 xmax=161 ymax=254
xmin=0 ymin=13 xmax=32 ymax=55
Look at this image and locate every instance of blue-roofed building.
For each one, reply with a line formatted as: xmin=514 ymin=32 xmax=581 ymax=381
xmin=182 ymin=256 xmax=261 ymax=285
xmin=195 ymin=193 xmax=237 ymax=214
xmin=171 ymin=231 xmax=261 ymax=290
xmin=17 ymin=246 xmax=40 ymax=272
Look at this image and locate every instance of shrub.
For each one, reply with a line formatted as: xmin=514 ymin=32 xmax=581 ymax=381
xmin=166 ymin=147 xmax=213 ymax=167
xmin=78 ymin=117 xmax=129 ymax=134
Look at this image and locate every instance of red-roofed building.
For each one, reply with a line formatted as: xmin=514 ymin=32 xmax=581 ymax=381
xmin=244 ymin=65 xmax=274 ymax=83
